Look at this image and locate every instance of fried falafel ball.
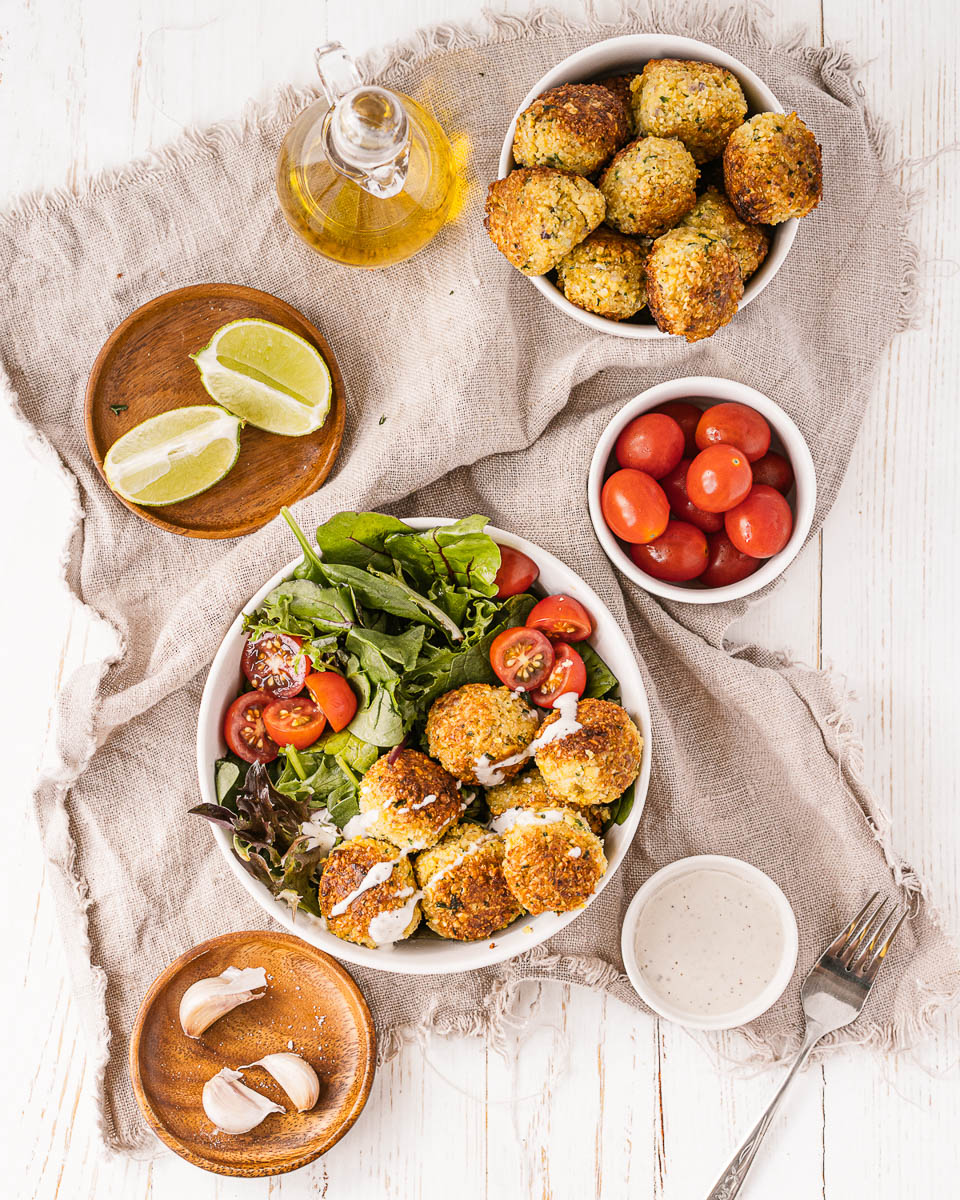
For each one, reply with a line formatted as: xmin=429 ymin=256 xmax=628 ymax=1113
xmin=597 ymin=74 xmax=640 ymax=135
xmin=513 ymin=83 xmax=631 ymax=176
xmin=484 ymin=167 xmax=606 ymax=276
xmin=645 ymin=226 xmax=744 ymax=342
xmin=318 ymin=837 xmax=420 ymax=949
xmin=555 ymin=227 xmax=651 ymax=320
xmin=632 ymin=58 xmax=748 ymax=164
xmin=487 ymin=767 xmax=612 ymax=835
xmin=426 ymin=683 xmax=539 ymax=786
xmin=679 ymin=185 xmax=770 ymax=281
xmin=358 ymin=749 xmax=462 ymax=852
xmin=500 ymin=807 xmax=607 ymax=915
xmin=598 ymin=136 xmax=698 ymax=238
xmin=535 ymin=698 xmax=643 ymax=808
xmin=723 ymin=111 xmax=823 ymax=224
xmin=414 ymin=822 xmax=523 ymax=941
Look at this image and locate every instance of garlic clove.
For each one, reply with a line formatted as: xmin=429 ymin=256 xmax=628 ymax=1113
xmin=202 ymin=1067 xmax=284 ymax=1134
xmin=179 ymin=965 xmax=268 ymax=1038
xmin=240 ymin=1052 xmax=321 ymax=1113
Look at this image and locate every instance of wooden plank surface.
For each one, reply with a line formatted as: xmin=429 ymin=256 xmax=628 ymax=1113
xmin=2 ymin=1 xmax=958 ymax=1197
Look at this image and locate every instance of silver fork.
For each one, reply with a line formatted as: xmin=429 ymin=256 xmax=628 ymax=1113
xmin=705 ymin=892 xmax=909 ymax=1199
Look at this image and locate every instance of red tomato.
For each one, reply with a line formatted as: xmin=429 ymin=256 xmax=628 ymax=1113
xmin=701 ymin=531 xmax=762 ymax=588
xmin=241 ymin=632 xmax=310 ymax=698
xmin=686 ymin=446 xmax=753 ymax=513
xmin=224 ymin=691 xmax=280 ymax=763
xmin=305 ymin=671 xmax=358 ymax=732
xmin=526 ymin=594 xmax=593 ymax=642
xmin=490 ymin=627 xmax=555 ymax=690
xmin=695 ymin=402 xmax=771 ymax=462
xmin=724 ymin=485 xmax=794 ymax=558
xmin=660 ymin=458 xmax=724 ymax=533
xmin=614 ymin=413 xmax=685 ymax=479
xmin=529 ymin=642 xmax=587 ymax=707
xmin=652 ymin=400 xmax=702 ymax=456
xmin=750 ymin=451 xmax=795 ymax=494
xmin=263 ymin=696 xmax=327 ymax=749
xmin=601 ymin=469 xmax=670 ymax=544
xmin=629 ymin=521 xmax=709 ymax=582
xmin=494 ymin=545 xmax=540 ymax=598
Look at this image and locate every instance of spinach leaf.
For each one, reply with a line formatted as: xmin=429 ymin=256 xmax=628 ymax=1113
xmin=345 ymin=625 xmax=424 ymax=683
xmin=215 ymin=757 xmax=244 ymax=808
xmin=347 ymin=683 xmax=405 ymax=747
xmin=384 ymin=516 xmax=501 ymax=596
xmin=254 ymin=579 xmax=356 ymax=638
xmin=320 ymin=562 xmax=463 ymax=642
xmin=580 ymin=642 xmax=620 ymax=699
xmin=314 ymin=511 xmax=412 ymax=571
xmin=612 ymin=781 xmax=636 ymax=825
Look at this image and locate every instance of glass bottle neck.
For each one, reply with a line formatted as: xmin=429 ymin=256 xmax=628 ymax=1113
xmin=321 ymin=86 xmax=411 ymax=199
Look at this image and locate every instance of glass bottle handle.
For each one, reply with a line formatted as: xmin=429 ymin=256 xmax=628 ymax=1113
xmin=313 ymin=42 xmax=363 ymax=105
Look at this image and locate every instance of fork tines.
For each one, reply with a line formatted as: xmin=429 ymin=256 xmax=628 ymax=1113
xmin=828 ymin=891 xmax=909 ymax=979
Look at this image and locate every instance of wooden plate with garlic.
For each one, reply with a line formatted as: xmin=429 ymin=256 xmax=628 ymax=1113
xmin=129 ymin=930 xmax=375 ymax=1176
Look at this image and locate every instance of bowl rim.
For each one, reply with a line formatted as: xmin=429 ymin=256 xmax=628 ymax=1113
xmin=587 ymin=375 xmax=817 ymax=603
xmin=496 ymin=31 xmax=799 ymax=340
xmin=620 ymin=853 xmax=799 ymax=1030
xmin=196 ymin=517 xmax=653 ymax=976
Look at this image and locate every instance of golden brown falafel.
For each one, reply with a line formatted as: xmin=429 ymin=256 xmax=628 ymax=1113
xmin=513 ymin=83 xmax=630 ymax=175
xmin=596 ymin=74 xmax=641 ymax=135
xmin=359 ymin=749 xmax=462 ymax=852
xmin=318 ymin=837 xmax=420 ymax=949
xmin=679 ymin=185 xmax=770 ymax=281
xmin=414 ymin=822 xmax=523 ymax=941
xmin=500 ymin=807 xmax=607 ymax=914
xmin=535 ymin=697 xmax=643 ymax=807
xmin=555 ymin=227 xmax=650 ymax=320
xmin=723 ymin=111 xmax=822 ymax=224
xmin=599 ymin=136 xmax=698 ymax=238
xmin=487 ymin=767 xmax=612 ymax=834
xmin=644 ymin=226 xmax=744 ymax=342
xmin=632 ymin=58 xmax=748 ymax=164
xmin=426 ymin=683 xmax=539 ymax=785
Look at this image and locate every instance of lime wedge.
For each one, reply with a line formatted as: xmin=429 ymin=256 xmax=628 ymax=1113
xmin=103 ymin=405 xmax=242 ymax=506
xmin=192 ymin=318 xmax=332 ymax=436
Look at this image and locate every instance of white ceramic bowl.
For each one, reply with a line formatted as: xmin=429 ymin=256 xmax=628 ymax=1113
xmin=588 ymin=375 xmax=816 ymax=604
xmin=496 ymin=33 xmax=797 ymax=339
xmin=197 ymin=519 xmax=652 ymax=976
xmin=621 ymin=854 xmax=799 ymax=1030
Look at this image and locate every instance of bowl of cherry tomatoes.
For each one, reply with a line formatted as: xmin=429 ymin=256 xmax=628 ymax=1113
xmin=587 ymin=376 xmax=816 ymax=603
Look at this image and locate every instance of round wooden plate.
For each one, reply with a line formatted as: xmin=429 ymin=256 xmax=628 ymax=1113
xmin=129 ymin=930 xmax=376 ymax=1176
xmin=85 ymin=284 xmax=346 ymax=539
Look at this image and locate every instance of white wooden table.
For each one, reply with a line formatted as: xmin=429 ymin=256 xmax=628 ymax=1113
xmin=4 ymin=1 xmax=958 ymax=1196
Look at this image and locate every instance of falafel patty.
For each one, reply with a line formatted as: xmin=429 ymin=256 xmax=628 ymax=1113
xmin=645 ymin=226 xmax=744 ymax=342
xmin=723 ymin=111 xmax=823 ymax=224
xmin=535 ymin=697 xmax=643 ymax=807
xmin=359 ymin=748 xmax=462 ymax=852
xmin=487 ymin=766 xmax=611 ymax=834
xmin=513 ymin=83 xmax=630 ymax=175
xmin=318 ymin=837 xmax=421 ymax=949
xmin=596 ymin=74 xmax=641 ymax=135
xmin=484 ymin=167 xmax=606 ymax=276
xmin=414 ymin=822 xmax=523 ymax=941
xmin=599 ymin=136 xmax=698 ymax=238
xmin=632 ymin=58 xmax=748 ymax=164
xmin=426 ymin=683 xmax=539 ymax=785
xmin=678 ymin=185 xmax=769 ymax=282
xmin=555 ymin=227 xmax=650 ymax=320
xmin=500 ymin=807 xmax=607 ymax=915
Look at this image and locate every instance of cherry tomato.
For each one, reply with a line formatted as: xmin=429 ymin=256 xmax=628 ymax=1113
xmin=652 ymin=400 xmax=702 ymax=456
xmin=241 ymin=632 xmax=311 ymax=698
xmin=629 ymin=521 xmax=709 ymax=582
xmin=529 ymin=642 xmax=587 ymax=707
xmin=660 ymin=458 xmax=724 ymax=533
xmin=263 ymin=696 xmax=327 ymax=749
xmin=601 ymin=469 xmax=670 ymax=544
xmin=686 ymin=445 xmax=753 ymax=513
xmin=223 ymin=690 xmax=280 ymax=763
xmin=305 ymin=671 xmax=358 ymax=732
xmin=695 ymin=402 xmax=771 ymax=462
xmin=724 ymin=484 xmax=794 ymax=558
xmin=490 ymin=627 xmax=555 ymax=690
xmin=526 ymin=594 xmax=593 ymax=642
xmin=494 ymin=545 xmax=540 ymax=598
xmin=614 ymin=413 xmax=685 ymax=479
xmin=751 ymin=451 xmax=795 ymax=494
xmin=701 ymin=531 xmax=762 ymax=588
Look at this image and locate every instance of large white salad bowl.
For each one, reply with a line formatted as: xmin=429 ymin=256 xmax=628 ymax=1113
xmin=197 ymin=518 xmax=652 ymax=975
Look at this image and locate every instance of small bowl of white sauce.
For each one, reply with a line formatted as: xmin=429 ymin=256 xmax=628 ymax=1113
xmin=621 ymin=855 xmax=799 ymax=1030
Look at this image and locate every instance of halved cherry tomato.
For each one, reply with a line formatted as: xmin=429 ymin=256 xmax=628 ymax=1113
xmin=529 ymin=642 xmax=587 ymax=707
xmin=701 ymin=531 xmax=762 ymax=588
xmin=695 ymin=402 xmax=771 ymax=463
xmin=490 ymin=627 xmax=555 ymax=691
xmin=224 ymin=690 xmax=280 ymax=763
xmin=750 ymin=451 xmax=795 ymax=494
xmin=724 ymin=484 xmax=794 ymax=558
xmin=263 ymin=696 xmax=327 ymax=749
xmin=652 ymin=400 xmax=702 ymax=456
xmin=660 ymin=458 xmax=724 ymax=533
xmin=241 ymin=632 xmax=310 ymax=698
xmin=305 ymin=671 xmax=358 ymax=732
xmin=601 ymin=469 xmax=670 ymax=544
xmin=526 ymin=594 xmax=593 ymax=642
xmin=629 ymin=520 xmax=709 ymax=582
xmin=686 ymin=445 xmax=753 ymax=513
xmin=494 ymin=546 xmax=540 ymax=598
xmin=615 ymin=413 xmax=685 ymax=479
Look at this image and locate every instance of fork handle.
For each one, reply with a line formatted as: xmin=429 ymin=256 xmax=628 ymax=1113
xmin=705 ymin=1024 xmax=824 ymax=1200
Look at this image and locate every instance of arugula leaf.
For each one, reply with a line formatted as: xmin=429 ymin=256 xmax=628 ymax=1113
xmin=384 ymin=516 xmax=501 ymax=596
xmin=579 ymin=642 xmax=620 ymax=699
xmin=314 ymin=511 xmax=413 ymax=571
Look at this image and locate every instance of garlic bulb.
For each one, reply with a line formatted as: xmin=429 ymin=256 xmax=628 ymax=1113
xmin=202 ymin=1068 xmax=284 ymax=1134
xmin=179 ymin=965 xmax=267 ymax=1038
xmin=240 ymin=1052 xmax=321 ymax=1112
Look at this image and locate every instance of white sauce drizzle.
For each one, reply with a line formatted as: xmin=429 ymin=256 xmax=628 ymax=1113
xmin=474 ymin=692 xmax=582 ymax=786
xmin=299 ymin=815 xmax=339 ymax=857
xmin=568 ymin=847 xmax=582 ymax=858
xmin=342 ymin=809 xmax=379 ymax=839
xmin=330 ymin=857 xmax=404 ymax=916
xmin=489 ymin=807 xmax=567 ymax=834
xmin=368 ymin=888 xmax=424 ymax=947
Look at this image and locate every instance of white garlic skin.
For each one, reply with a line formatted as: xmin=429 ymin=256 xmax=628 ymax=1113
xmin=202 ymin=1068 xmax=284 ymax=1134
xmin=179 ymin=965 xmax=268 ymax=1039
xmin=241 ymin=1052 xmax=321 ymax=1112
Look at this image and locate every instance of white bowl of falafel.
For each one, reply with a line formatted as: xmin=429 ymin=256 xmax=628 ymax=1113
xmin=486 ymin=34 xmax=823 ymax=341
xmin=196 ymin=519 xmax=653 ymax=976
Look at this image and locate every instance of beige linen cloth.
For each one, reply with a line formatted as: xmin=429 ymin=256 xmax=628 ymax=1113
xmin=2 ymin=2 xmax=958 ymax=1155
